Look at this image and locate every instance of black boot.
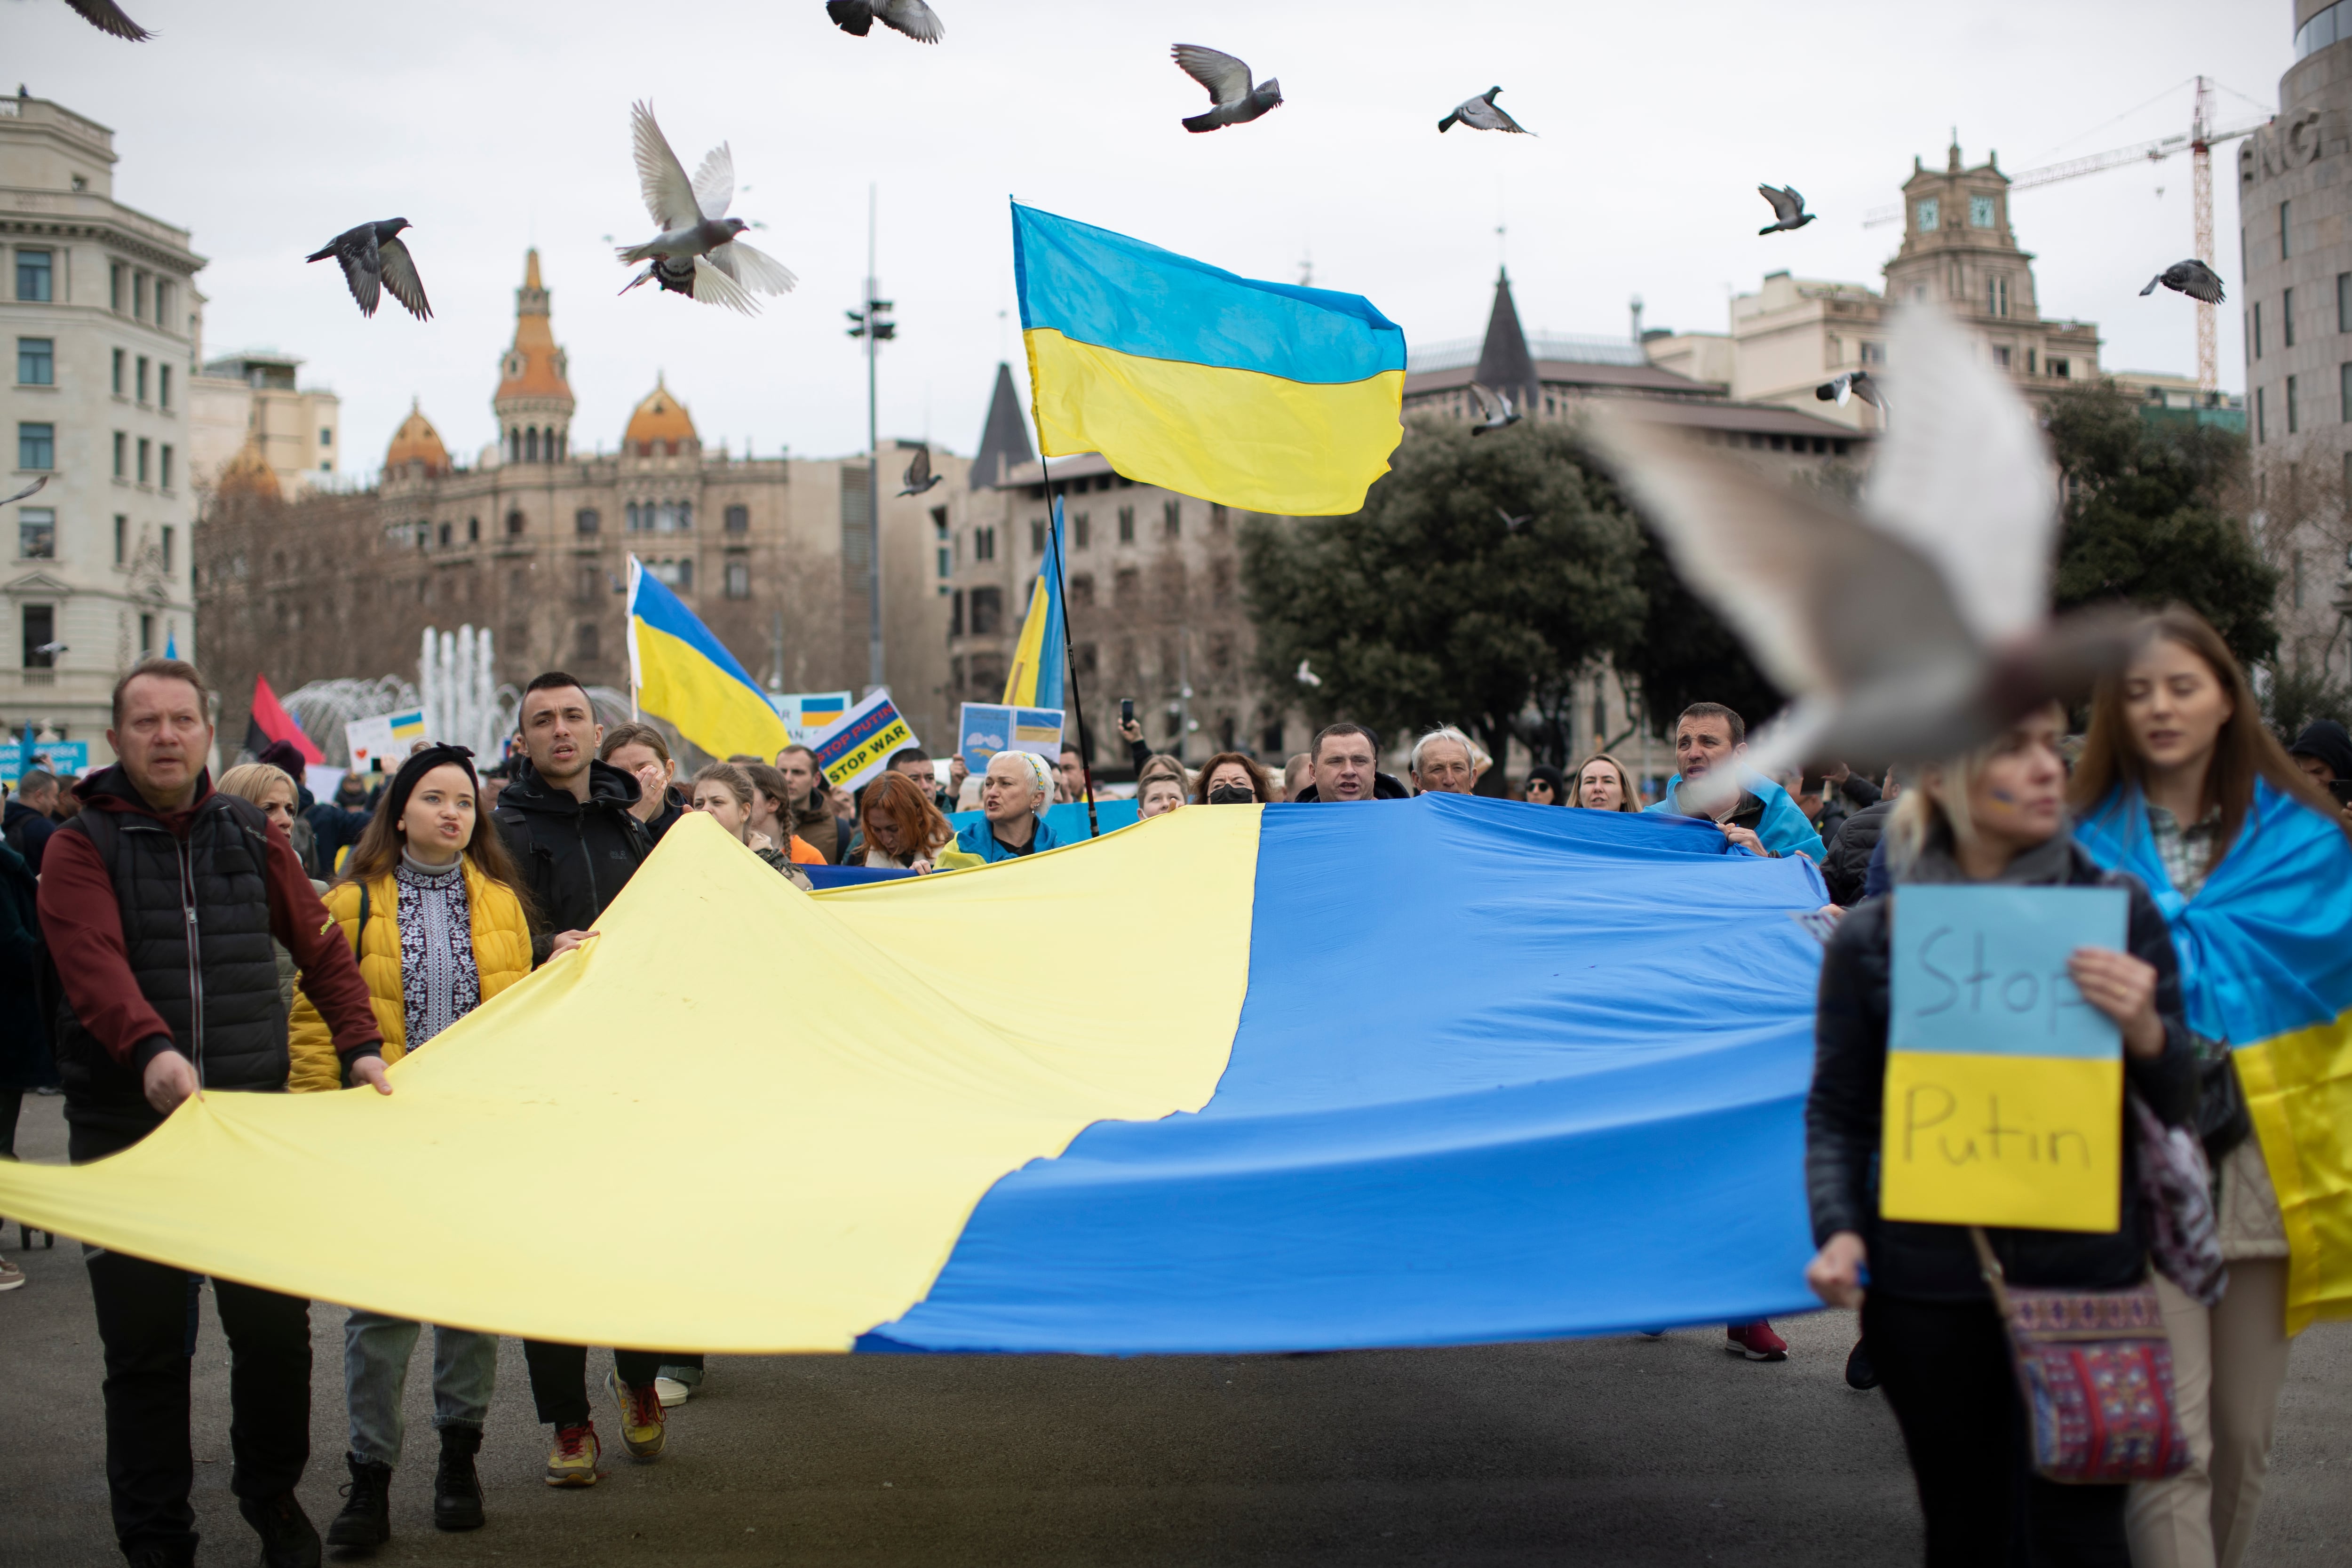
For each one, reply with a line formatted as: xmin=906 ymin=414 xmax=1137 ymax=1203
xmin=325 ymin=1452 xmax=392 ymax=1551
xmin=238 ymin=1491 xmax=323 ymax=1568
xmin=433 ymin=1425 xmax=486 ymax=1532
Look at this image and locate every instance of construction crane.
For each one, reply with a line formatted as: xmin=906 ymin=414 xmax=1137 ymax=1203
xmin=1862 ymin=79 xmax=2269 ymax=391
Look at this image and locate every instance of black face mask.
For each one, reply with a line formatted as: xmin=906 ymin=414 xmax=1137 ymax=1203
xmin=1206 ymin=784 xmax=1255 ymax=805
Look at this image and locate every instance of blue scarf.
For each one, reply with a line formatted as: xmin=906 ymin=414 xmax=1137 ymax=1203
xmin=2074 ymin=780 xmax=2352 ymax=1048
xmin=1644 ymin=772 xmax=1827 ymax=863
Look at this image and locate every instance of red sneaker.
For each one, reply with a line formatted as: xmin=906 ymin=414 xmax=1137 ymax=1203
xmin=1725 ymin=1320 xmax=1788 ymax=1361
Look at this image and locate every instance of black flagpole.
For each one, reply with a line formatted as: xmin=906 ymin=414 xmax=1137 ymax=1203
xmin=1036 ymin=454 xmax=1101 ymax=840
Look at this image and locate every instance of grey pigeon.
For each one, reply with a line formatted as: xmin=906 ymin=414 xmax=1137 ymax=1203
xmin=63 ymin=0 xmax=150 ymax=40
xmin=1496 ymin=506 xmax=1533 ymax=531
xmin=2140 ymin=259 xmax=2225 ymax=304
xmin=1757 ymin=184 xmax=1814 ymax=235
xmin=306 ymin=220 xmax=431 ymax=321
xmin=1467 ymin=382 xmax=1520 ymax=435
xmin=1585 ymin=302 xmax=2137 ymax=790
xmin=1815 ymin=370 xmax=1888 ymax=416
xmin=1439 ymin=88 xmax=1531 ymax=135
xmin=617 ymin=102 xmax=795 ymax=316
xmin=825 ymin=0 xmax=943 ymax=43
xmin=1 ymin=476 xmax=49 ymax=508
xmin=899 ymin=446 xmax=942 ymax=496
xmin=1174 ymin=46 xmax=1281 ymax=133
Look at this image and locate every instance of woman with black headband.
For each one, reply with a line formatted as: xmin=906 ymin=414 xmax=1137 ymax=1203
xmin=286 ymin=744 xmax=535 ymax=1547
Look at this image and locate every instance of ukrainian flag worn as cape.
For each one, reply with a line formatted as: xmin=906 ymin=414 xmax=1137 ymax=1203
xmin=628 ymin=556 xmax=789 ymax=761
xmin=2076 ymin=781 xmax=2352 ymax=1333
xmin=1645 ymin=773 xmax=1828 ymax=863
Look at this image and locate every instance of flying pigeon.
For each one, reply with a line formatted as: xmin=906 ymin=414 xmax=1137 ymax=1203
xmin=1439 ymin=88 xmax=1531 ymax=135
xmin=617 ymin=102 xmax=796 ymax=316
xmin=1496 ymin=507 xmax=1533 ymax=531
xmin=63 ymin=0 xmax=149 ymax=40
xmin=1467 ymin=382 xmax=1520 ymax=435
xmin=306 ymin=220 xmax=432 ymax=321
xmin=1815 ymin=370 xmax=1888 ymax=416
xmin=1584 ymin=302 xmax=2135 ymax=797
xmin=1173 ymin=46 xmax=1282 ymax=133
xmin=1295 ymin=659 xmax=1322 ymax=688
xmin=1757 ymin=184 xmax=1815 ymax=235
xmin=1 ymin=477 xmax=49 ymax=508
xmin=2140 ymin=259 xmax=2225 ymax=304
xmin=898 ymin=446 xmax=942 ymax=495
xmin=824 ymin=0 xmax=943 ymax=43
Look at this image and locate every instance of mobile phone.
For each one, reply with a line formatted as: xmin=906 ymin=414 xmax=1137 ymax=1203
xmin=2330 ymin=779 xmax=2352 ymax=807
xmin=1120 ymin=698 xmax=1135 ymax=725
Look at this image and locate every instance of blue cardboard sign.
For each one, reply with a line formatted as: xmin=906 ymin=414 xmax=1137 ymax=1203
xmin=0 ymin=740 xmax=90 ymax=783
xmin=1891 ymin=885 xmax=2129 ymax=1059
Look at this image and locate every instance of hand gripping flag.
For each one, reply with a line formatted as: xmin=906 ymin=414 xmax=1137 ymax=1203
xmin=1013 ymin=204 xmax=1406 ymax=517
xmin=627 ymin=556 xmax=789 ymax=761
xmin=1001 ymin=497 xmax=1067 ymax=708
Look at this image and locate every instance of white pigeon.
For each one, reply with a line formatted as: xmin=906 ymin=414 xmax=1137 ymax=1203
xmin=1585 ymin=302 xmax=2134 ymax=801
xmin=1295 ymin=659 xmax=1322 ymax=688
xmin=616 ymin=102 xmax=795 ymax=316
xmin=1815 ymin=370 xmax=1888 ymax=418
xmin=1467 ymin=382 xmax=1520 ymax=435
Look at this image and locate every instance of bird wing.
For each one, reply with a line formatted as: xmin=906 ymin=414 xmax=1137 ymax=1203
xmin=1462 ymin=91 xmax=1528 ymax=134
xmin=1583 ymin=406 xmax=1978 ymax=702
xmin=708 ymin=239 xmax=797 ymax=295
xmin=688 ymin=255 xmax=759 ymax=315
xmin=64 ymin=0 xmax=151 ymax=40
xmin=691 ymin=142 xmax=735 ymax=219
xmin=1467 ymin=382 xmax=1499 ymax=419
xmin=2140 ymin=275 xmax=2164 ymax=296
xmin=904 ymin=448 xmax=933 ymax=490
xmin=2178 ymin=262 xmax=2226 ymax=304
xmin=1852 ymin=375 xmax=1888 ymax=413
xmin=1759 ymin=184 xmax=1802 ymax=223
xmin=631 ymin=102 xmax=703 ymax=231
xmin=1861 ymin=302 xmax=2054 ymax=646
xmin=334 ymin=237 xmax=383 ymax=317
xmin=375 ymin=236 xmax=432 ymax=321
xmin=1 ymin=476 xmax=49 ymax=507
xmin=826 ymin=0 xmax=874 ymax=34
xmin=1173 ymin=45 xmax=1254 ymax=107
xmin=875 ymin=0 xmax=945 ymax=42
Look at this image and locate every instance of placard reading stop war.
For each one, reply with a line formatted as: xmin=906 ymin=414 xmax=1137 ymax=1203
xmin=1881 ymin=884 xmax=2130 ymax=1234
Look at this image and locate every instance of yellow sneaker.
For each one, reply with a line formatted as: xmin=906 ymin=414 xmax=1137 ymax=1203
xmin=605 ymin=1368 xmax=667 ymax=1460
xmin=544 ymin=1422 xmax=600 ymax=1487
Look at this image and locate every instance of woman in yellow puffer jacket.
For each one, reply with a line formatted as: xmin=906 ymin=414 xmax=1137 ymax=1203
xmin=285 ymin=743 xmax=534 ymax=1544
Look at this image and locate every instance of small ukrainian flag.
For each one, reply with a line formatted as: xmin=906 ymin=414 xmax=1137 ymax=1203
xmin=1001 ymin=497 xmax=1068 ymax=709
xmin=627 ymin=557 xmax=789 ymax=761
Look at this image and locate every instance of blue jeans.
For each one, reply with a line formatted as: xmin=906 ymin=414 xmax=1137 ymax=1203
xmin=343 ymin=1309 xmax=497 ymax=1468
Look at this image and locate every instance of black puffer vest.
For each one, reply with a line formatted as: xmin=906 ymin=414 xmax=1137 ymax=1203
xmin=54 ymin=785 xmax=287 ymax=1142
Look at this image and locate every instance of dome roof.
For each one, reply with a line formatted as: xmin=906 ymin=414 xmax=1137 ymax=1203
xmin=385 ymin=400 xmax=451 ymax=475
xmin=215 ymin=439 xmax=281 ymax=501
xmin=624 ymin=379 xmax=697 ymax=451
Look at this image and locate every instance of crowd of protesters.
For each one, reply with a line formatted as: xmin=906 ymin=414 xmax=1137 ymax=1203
xmin=2 ymin=600 xmax=2350 ymax=1568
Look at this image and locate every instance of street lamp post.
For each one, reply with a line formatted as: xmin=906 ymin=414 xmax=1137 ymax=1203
xmin=845 ymin=185 xmax=895 ymax=695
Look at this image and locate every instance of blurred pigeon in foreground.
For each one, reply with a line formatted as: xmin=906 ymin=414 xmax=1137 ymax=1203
xmin=825 ymin=0 xmax=943 ymax=42
xmin=1496 ymin=507 xmax=1532 ymax=531
xmin=1295 ymin=660 xmax=1322 ymax=688
xmin=617 ymin=102 xmax=796 ymax=316
xmin=2140 ymin=259 xmax=2225 ymax=304
xmin=1757 ymin=184 xmax=1814 ymax=235
xmin=1585 ymin=303 xmax=2135 ymax=799
xmin=1174 ymin=46 xmax=1282 ymax=133
xmin=898 ymin=446 xmax=942 ymax=495
xmin=2 ymin=477 xmax=49 ymax=507
xmin=64 ymin=0 xmax=150 ymax=39
xmin=306 ymin=220 xmax=431 ymax=321
xmin=1816 ymin=370 xmax=1887 ymax=416
xmin=1439 ymin=88 xmax=1532 ymax=135
xmin=1468 ymin=382 xmax=1520 ymax=435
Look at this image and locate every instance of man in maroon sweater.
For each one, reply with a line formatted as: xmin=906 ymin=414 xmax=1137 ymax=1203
xmin=40 ymin=659 xmax=384 ymax=1568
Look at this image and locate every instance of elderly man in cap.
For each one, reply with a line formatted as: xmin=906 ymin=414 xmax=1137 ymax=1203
xmin=954 ymin=751 xmax=1064 ymax=864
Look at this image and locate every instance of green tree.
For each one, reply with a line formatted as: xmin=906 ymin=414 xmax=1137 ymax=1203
xmin=1240 ymin=419 xmax=1644 ymax=788
xmin=2047 ymin=383 xmax=2279 ymax=667
xmin=1613 ymin=533 xmax=1784 ymax=745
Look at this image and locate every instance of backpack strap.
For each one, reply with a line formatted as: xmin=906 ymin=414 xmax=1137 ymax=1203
xmin=355 ymin=881 xmax=371 ymax=953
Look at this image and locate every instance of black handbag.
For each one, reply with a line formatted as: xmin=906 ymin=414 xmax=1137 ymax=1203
xmin=2193 ymin=1035 xmax=2252 ymax=1162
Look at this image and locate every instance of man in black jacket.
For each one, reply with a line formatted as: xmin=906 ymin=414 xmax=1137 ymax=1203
xmin=487 ymin=672 xmax=678 ymax=1485
xmin=1821 ymin=767 xmax=1905 ymax=908
xmin=3 ymin=766 xmax=59 ymax=874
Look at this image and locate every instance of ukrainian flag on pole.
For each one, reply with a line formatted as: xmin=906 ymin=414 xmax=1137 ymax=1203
xmin=1001 ymin=496 xmax=1067 ymax=708
xmin=1012 ymin=204 xmax=1406 ymax=517
xmin=627 ymin=556 xmax=789 ymax=761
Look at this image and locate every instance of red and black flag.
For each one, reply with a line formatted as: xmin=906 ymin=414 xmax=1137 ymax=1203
xmin=245 ymin=674 xmax=322 ymax=767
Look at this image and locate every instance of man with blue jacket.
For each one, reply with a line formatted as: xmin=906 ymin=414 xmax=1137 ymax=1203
xmin=1643 ymin=702 xmax=1825 ymax=863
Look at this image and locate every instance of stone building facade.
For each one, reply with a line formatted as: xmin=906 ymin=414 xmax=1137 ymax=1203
xmin=188 ymin=349 xmax=341 ymax=495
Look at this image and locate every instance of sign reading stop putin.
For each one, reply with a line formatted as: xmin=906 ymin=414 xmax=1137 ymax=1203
xmin=1880 ymin=884 xmax=2131 ymax=1234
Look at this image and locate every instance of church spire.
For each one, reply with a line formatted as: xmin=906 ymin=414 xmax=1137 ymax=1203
xmin=971 ymin=361 xmax=1036 ymax=488
xmin=1475 ymin=267 xmax=1539 ymax=414
xmin=492 ymin=248 xmax=574 ymax=464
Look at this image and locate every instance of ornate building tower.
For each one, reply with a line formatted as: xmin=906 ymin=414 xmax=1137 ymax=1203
xmin=491 ymin=248 xmax=574 ymax=465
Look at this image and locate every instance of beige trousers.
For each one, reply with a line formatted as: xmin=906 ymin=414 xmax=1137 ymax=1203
xmin=2125 ymin=1259 xmax=2293 ymax=1568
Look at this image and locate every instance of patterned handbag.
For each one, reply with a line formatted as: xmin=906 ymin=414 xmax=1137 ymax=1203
xmin=1969 ymin=1228 xmax=2191 ymax=1484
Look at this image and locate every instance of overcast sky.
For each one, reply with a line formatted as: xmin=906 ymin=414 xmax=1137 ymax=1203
xmin=13 ymin=0 xmax=2295 ymax=474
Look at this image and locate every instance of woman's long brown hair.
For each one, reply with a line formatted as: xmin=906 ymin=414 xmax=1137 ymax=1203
xmin=337 ymin=760 xmax=537 ymax=926
xmin=1189 ymin=751 xmax=1274 ymax=804
xmin=860 ymin=770 xmax=955 ymax=857
xmin=2069 ymin=605 xmax=2346 ymax=876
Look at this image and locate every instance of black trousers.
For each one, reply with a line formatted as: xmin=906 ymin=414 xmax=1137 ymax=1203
xmin=0 ymin=1087 xmax=21 ymax=1158
xmin=1864 ymin=1293 xmax=2130 ymax=1567
xmin=85 ymin=1248 xmax=311 ymax=1559
xmin=521 ymin=1340 xmax=668 ymax=1428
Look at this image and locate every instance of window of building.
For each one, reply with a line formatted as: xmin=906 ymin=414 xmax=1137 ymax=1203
xmin=1860 ymin=341 xmax=1885 ymax=365
xmin=17 ymin=338 xmax=53 ymax=386
xmin=2286 ymin=287 xmax=2298 ymax=348
xmin=724 ymin=503 xmax=748 ymax=533
xmin=138 ymin=613 xmax=155 ymax=658
xmin=2257 ymin=385 xmax=2267 ymax=443
xmin=969 ymin=654 xmax=1005 ymax=694
xmin=319 ymin=426 xmax=332 ymax=448
xmin=936 ymin=545 xmax=950 ymax=581
xmin=113 ymin=514 xmax=126 ymax=565
xmin=2047 ymin=358 xmax=2070 ymax=379
xmin=2342 ymin=363 xmax=2352 ymax=422
xmin=1113 ymin=567 xmax=1140 ymax=609
xmin=969 ymin=585 xmax=1003 ymax=635
xmin=975 ymin=525 xmax=996 ymax=561
xmin=19 ymin=422 xmax=55 ymax=470
xmin=1071 ymin=510 xmax=1091 ymax=549
xmin=135 ymin=356 xmax=149 ymax=402
xmin=1988 ymin=276 xmax=2009 ymax=318
xmin=109 ymin=262 xmax=124 ymax=312
xmin=2253 ymin=302 xmax=2263 ymax=358
xmin=438 ymin=521 xmax=453 ymax=547
xmin=159 ymin=525 xmax=173 ymax=573
xmin=506 ymin=510 xmax=525 ymax=536
xmin=133 ymin=272 xmax=146 ymax=318
xmin=158 ymin=364 xmax=170 ymax=409
xmin=111 ymin=349 xmax=124 ymax=395
xmin=16 ymin=249 xmax=52 ymax=302
xmin=575 ymin=508 xmax=600 ymax=535
xmin=1031 ymin=517 xmax=1047 ymax=554
xmin=1117 ymin=505 xmax=1135 ymax=543
xmin=1970 ymin=194 xmax=1996 ymax=228
xmin=575 ymin=623 xmax=600 ymax=661
xmin=2282 ymin=199 xmax=2293 ymax=260
xmin=1210 ymin=558 xmax=1234 ymax=607
xmin=159 ymin=444 xmax=172 ymax=490
xmin=1164 ymin=499 xmax=1182 ymax=537
xmin=2289 ymin=374 xmax=2302 ymax=434
xmin=725 ymin=558 xmax=751 ymax=598
xmin=625 ymin=501 xmax=641 ymax=532
xmin=18 ymin=507 xmax=55 ymax=559
xmin=1915 ymin=198 xmax=1939 ymax=231
xmin=577 ymin=563 xmax=600 ymax=602
xmin=23 ymin=605 xmax=55 ymax=668
xmin=136 ymin=437 xmax=150 ymax=483
xmin=156 ymin=280 xmax=172 ymax=327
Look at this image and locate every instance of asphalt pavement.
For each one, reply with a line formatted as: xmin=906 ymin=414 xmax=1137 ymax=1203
xmin=4 ymin=1091 xmax=2346 ymax=1568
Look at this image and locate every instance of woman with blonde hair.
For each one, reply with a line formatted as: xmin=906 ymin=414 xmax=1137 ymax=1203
xmin=688 ymin=763 xmax=813 ymax=886
xmin=287 ymin=745 xmax=535 ymax=1547
xmin=218 ymin=762 xmax=325 ymax=1015
xmin=2068 ymin=608 xmax=2352 ymax=1568
xmin=1568 ymin=752 xmax=1638 ymax=812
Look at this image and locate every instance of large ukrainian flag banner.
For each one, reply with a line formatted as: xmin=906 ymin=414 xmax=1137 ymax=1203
xmin=2078 ymin=781 xmax=2352 ymax=1334
xmin=1014 ymin=204 xmax=1406 ymax=517
xmin=627 ymin=555 xmax=789 ymax=761
xmin=1001 ymin=496 xmax=1066 ymax=708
